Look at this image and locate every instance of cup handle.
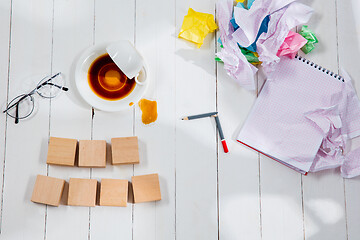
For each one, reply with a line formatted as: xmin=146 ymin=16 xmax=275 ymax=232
xmin=134 ymin=67 xmax=147 ymax=85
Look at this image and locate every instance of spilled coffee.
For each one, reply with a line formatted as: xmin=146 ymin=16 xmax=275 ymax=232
xmin=88 ymin=54 xmax=136 ymax=101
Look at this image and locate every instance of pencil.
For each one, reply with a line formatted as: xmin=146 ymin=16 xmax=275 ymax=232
xmin=182 ymin=112 xmax=218 ymax=120
xmin=213 ymin=114 xmax=228 ymax=153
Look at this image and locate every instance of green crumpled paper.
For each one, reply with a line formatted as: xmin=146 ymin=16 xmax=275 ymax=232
xmin=299 ymin=25 xmax=318 ymax=54
xmin=215 ymin=45 xmax=261 ymax=65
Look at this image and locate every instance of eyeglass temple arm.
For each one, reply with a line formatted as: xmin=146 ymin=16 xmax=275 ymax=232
xmin=15 ymin=102 xmax=19 ymax=124
xmin=34 ymin=72 xmax=68 ymax=92
xmin=35 ymin=72 xmax=61 ymax=90
xmin=43 ymin=82 xmax=68 ymax=91
xmin=3 ymin=94 xmax=31 ymax=113
xmin=3 ymin=72 xmax=64 ymax=114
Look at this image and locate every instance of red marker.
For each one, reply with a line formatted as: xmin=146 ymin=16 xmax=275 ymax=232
xmin=213 ymin=114 xmax=228 ymax=153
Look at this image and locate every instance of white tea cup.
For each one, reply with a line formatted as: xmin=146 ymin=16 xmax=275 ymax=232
xmin=106 ymin=40 xmax=147 ymax=85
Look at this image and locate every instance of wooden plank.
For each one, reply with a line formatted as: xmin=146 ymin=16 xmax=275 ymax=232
xmin=337 ymin=0 xmax=360 ymax=239
xmin=256 ymin=15 xmax=309 ymax=240
xmin=343 ymin=179 xmax=360 ymax=240
xmin=217 ymin=37 xmax=261 ymax=239
xmin=260 ymin=157 xmax=304 ymax=240
xmin=0 ymin=0 xmax=11 ymax=231
xmin=45 ymin=0 xmax=94 ymax=239
xmin=132 ymin=0 xmax=176 ymax=238
xmin=259 ymin=42 xmax=303 ymax=238
xmin=90 ymin=0 xmax=135 ymax=238
xmin=174 ymin=1 xmax=217 ymax=239
xmin=1 ymin=0 xmax=53 ymax=238
xmin=299 ymin=0 xmax=348 ymax=239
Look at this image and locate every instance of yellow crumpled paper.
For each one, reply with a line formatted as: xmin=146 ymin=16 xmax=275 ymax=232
xmin=178 ymin=8 xmax=218 ymax=48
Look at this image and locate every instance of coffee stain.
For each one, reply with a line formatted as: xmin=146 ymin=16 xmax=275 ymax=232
xmin=138 ymin=99 xmax=157 ymax=125
xmin=88 ymin=54 xmax=136 ymax=101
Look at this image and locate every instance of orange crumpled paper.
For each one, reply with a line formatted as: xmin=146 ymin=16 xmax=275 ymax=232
xmin=178 ymin=8 xmax=218 ymax=48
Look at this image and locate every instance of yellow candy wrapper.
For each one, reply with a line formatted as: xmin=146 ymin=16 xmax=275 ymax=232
xmin=178 ymin=8 xmax=218 ymax=48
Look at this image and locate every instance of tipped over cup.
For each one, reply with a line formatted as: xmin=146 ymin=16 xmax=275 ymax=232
xmin=106 ymin=40 xmax=147 ymax=86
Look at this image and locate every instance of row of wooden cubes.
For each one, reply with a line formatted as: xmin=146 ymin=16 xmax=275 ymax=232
xmin=31 ymin=174 xmax=161 ymax=207
xmin=47 ymin=136 xmax=139 ymax=167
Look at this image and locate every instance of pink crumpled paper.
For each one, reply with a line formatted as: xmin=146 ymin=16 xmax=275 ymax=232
xmin=256 ymin=2 xmax=313 ymax=73
xmin=225 ymin=0 xmax=313 ymax=78
xmin=277 ymin=31 xmax=308 ymax=58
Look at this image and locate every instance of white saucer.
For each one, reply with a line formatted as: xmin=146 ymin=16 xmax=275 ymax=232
xmin=74 ymin=43 xmax=148 ymax=112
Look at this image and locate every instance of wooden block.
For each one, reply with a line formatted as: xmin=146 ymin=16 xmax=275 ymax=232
xmin=31 ymin=175 xmax=65 ymax=207
xmin=46 ymin=137 xmax=78 ymax=166
xmin=78 ymin=140 xmax=106 ymax=167
xmin=131 ymin=174 xmax=161 ymax=203
xmin=99 ymin=179 xmax=128 ymax=207
xmin=68 ymin=178 xmax=97 ymax=207
xmin=111 ymin=136 xmax=139 ymax=165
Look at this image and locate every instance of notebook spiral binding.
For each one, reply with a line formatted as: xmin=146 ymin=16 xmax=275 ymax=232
xmin=295 ymin=55 xmax=345 ymax=82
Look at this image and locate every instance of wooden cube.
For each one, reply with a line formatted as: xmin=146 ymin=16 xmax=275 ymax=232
xmin=131 ymin=174 xmax=161 ymax=203
xmin=31 ymin=175 xmax=65 ymax=207
xmin=78 ymin=140 xmax=106 ymax=168
xmin=99 ymin=179 xmax=128 ymax=207
xmin=46 ymin=137 xmax=78 ymax=166
xmin=111 ymin=137 xmax=139 ymax=165
xmin=68 ymin=178 xmax=97 ymax=207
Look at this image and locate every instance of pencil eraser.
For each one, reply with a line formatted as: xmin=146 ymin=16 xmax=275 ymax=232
xmin=221 ymin=140 xmax=229 ymax=153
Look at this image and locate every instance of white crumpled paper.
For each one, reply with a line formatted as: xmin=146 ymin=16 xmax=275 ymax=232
xmin=217 ymin=0 xmax=314 ymax=88
xmin=304 ymin=69 xmax=360 ymax=177
xmin=217 ymin=0 xmax=234 ymax=42
xmin=217 ymin=39 xmax=258 ymax=90
xmin=256 ymin=2 xmax=313 ymax=73
xmin=305 ymin=105 xmax=347 ymax=172
xmin=216 ymin=0 xmax=258 ymax=90
xmin=232 ymin=0 xmax=298 ymax=47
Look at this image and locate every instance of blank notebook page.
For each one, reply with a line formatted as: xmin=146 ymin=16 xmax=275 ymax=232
xmin=237 ymin=56 xmax=345 ymax=174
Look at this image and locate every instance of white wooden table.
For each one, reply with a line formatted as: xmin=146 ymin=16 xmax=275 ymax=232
xmin=0 ymin=0 xmax=360 ymax=239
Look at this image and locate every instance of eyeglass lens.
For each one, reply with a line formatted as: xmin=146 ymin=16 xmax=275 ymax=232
xmin=36 ymin=73 xmax=67 ymax=98
xmin=2 ymin=72 xmax=67 ymax=124
xmin=4 ymin=94 xmax=35 ymax=123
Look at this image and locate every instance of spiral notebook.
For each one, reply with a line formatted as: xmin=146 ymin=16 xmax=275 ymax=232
xmin=237 ymin=55 xmax=351 ymax=174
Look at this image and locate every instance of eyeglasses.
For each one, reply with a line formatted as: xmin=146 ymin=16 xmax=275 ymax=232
xmin=3 ymin=72 xmax=68 ymax=124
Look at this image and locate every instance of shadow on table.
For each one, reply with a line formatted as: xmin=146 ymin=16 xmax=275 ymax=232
xmin=174 ymin=31 xmax=218 ymax=78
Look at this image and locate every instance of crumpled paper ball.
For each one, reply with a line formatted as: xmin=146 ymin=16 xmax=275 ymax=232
xmin=178 ymin=8 xmax=218 ymax=48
